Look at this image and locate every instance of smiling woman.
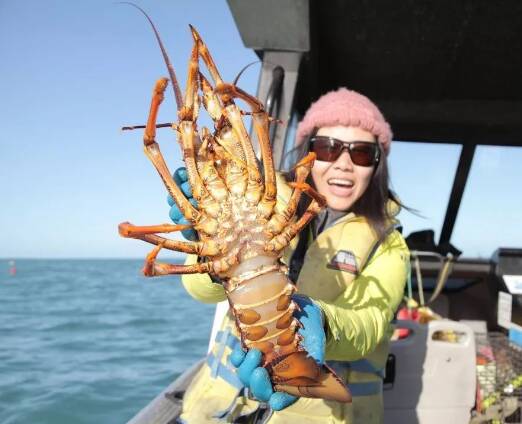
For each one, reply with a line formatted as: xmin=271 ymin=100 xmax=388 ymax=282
xmin=174 ymin=86 xmax=410 ymax=423
xmin=292 ymin=87 xmax=401 ymax=240
xmin=310 ymin=126 xmax=378 ymax=212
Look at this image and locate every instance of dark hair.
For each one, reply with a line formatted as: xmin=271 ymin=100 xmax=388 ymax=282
xmin=283 ymin=133 xmax=404 ymax=241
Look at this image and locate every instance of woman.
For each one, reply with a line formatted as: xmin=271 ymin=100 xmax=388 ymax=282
xmin=169 ymin=88 xmax=410 ymax=423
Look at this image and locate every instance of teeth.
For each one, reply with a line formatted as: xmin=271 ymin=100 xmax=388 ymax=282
xmin=328 ymin=178 xmax=354 ymax=187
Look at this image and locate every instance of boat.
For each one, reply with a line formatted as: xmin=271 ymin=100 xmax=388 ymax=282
xmin=127 ymin=1 xmax=522 ymax=422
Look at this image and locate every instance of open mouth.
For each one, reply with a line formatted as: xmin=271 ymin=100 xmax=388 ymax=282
xmin=327 ymin=178 xmax=354 ymax=188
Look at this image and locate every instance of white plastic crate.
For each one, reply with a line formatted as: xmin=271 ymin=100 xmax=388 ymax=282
xmin=383 ymin=320 xmax=476 ymax=424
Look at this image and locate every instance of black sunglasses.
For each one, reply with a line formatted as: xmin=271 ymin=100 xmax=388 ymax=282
xmin=309 ymin=136 xmax=381 ymax=167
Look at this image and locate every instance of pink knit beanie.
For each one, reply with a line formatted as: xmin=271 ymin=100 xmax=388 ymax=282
xmin=295 ymin=88 xmax=392 ymax=155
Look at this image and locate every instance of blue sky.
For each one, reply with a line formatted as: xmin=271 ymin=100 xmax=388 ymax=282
xmin=1 ymin=0 xmax=520 ymax=259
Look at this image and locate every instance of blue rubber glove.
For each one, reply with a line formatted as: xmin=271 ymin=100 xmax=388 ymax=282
xmin=167 ymin=167 xmax=198 ymax=241
xmin=229 ymin=295 xmax=325 ymax=411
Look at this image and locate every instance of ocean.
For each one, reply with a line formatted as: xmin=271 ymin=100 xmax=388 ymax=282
xmin=0 ymin=259 xmax=215 ymax=424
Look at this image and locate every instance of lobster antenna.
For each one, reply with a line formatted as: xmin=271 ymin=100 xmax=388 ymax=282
xmin=120 ymin=2 xmax=183 ymax=110
xmin=232 ymin=61 xmax=261 ymax=86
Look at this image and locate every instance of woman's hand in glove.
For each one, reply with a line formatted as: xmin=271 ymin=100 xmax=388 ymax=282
xmin=166 ymin=167 xmax=198 ymax=241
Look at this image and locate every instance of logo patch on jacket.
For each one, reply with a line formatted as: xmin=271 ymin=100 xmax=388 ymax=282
xmin=327 ymin=250 xmax=358 ymax=274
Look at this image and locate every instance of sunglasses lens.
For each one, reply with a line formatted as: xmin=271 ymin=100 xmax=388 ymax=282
xmin=350 ymin=144 xmax=377 ymax=166
xmin=310 ymin=138 xmax=342 ymax=162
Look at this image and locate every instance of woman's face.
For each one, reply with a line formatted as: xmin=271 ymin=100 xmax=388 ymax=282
xmin=311 ymin=125 xmax=377 ymax=211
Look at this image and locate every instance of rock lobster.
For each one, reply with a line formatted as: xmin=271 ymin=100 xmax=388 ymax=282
xmin=119 ymin=6 xmax=351 ymax=404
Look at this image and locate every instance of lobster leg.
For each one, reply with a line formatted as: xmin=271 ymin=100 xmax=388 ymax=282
xmin=199 ymin=72 xmax=224 ymax=122
xmin=189 ymin=25 xmax=224 ymax=87
xmin=265 ymin=185 xmax=325 ymax=252
xmin=267 ymin=153 xmax=316 ymax=234
xmin=199 ymin=73 xmax=248 ymax=196
xmin=286 ymin=181 xmax=326 ymax=207
xmin=178 ymin=41 xmax=226 ymax=226
xmin=221 ymin=103 xmax=263 ymax=202
xmin=199 ymin=73 xmax=248 ymax=168
xmin=215 ymin=83 xmax=277 ymax=218
xmin=254 ymin=109 xmax=277 ymax=217
xmin=199 ymin=72 xmax=247 ymax=172
xmin=190 ymin=27 xmax=262 ymax=202
xmin=118 ymin=222 xmax=191 ymax=237
xmin=195 ymin=127 xmax=228 ymax=201
xmin=119 ymin=224 xmax=220 ymax=256
xmin=145 ymin=261 xmax=212 ymax=276
xmin=178 ymin=40 xmax=211 ymax=206
xmin=142 ymin=78 xmax=199 ymax=222
xmin=142 ymin=242 xmax=213 ymax=276
xmin=210 ymin=135 xmax=249 ymax=196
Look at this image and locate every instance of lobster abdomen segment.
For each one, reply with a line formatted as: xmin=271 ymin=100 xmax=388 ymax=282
xmin=225 ymin=257 xmax=351 ymax=403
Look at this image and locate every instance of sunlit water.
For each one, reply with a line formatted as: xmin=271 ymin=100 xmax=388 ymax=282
xmin=0 ymin=260 xmax=215 ymax=424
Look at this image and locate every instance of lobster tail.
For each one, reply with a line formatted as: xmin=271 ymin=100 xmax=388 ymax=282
xmin=268 ymin=351 xmax=352 ymax=403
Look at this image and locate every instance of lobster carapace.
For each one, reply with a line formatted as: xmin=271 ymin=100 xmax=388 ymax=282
xmin=119 ymin=6 xmax=351 ymax=404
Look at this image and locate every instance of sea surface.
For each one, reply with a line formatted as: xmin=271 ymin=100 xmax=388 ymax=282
xmin=0 ymin=259 xmax=215 ymax=424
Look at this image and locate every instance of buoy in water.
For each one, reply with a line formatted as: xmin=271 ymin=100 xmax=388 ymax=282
xmin=8 ymin=260 xmax=16 ymax=276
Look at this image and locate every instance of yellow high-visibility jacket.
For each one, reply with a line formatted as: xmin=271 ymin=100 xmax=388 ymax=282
xmin=178 ymin=175 xmax=410 ymax=424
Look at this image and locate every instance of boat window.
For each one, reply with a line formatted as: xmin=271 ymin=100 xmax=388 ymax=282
xmin=391 ymin=143 xmax=522 ymax=258
xmin=451 ymin=145 xmax=522 ymax=257
xmin=389 ymin=141 xmax=462 ymax=248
